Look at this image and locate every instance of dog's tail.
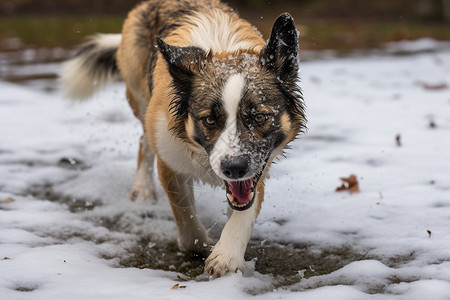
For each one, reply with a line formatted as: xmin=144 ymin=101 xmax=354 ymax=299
xmin=60 ymin=34 xmax=122 ymax=100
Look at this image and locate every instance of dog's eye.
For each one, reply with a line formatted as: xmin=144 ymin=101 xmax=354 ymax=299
xmin=254 ymin=114 xmax=266 ymax=124
xmin=204 ymin=116 xmax=216 ymax=127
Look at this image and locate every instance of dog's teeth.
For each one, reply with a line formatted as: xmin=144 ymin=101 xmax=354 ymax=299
xmin=248 ymin=192 xmax=254 ymax=200
xmin=227 ymin=193 xmax=234 ymax=202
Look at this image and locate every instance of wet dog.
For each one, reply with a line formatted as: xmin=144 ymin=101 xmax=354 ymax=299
xmin=60 ymin=0 xmax=305 ymax=277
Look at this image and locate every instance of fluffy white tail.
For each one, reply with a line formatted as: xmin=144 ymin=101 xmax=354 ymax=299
xmin=60 ymin=34 xmax=122 ymax=100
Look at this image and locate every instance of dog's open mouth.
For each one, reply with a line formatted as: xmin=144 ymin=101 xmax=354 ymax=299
xmin=225 ymin=173 xmax=262 ymax=211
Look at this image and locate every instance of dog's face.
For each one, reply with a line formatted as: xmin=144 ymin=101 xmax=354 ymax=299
xmin=157 ymin=14 xmax=305 ymax=211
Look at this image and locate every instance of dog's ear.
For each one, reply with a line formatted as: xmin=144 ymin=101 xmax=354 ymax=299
xmin=260 ymin=13 xmax=299 ymax=82
xmin=260 ymin=15 xmax=305 ymax=128
xmin=156 ymin=37 xmax=205 ymax=118
xmin=156 ymin=36 xmax=205 ymax=82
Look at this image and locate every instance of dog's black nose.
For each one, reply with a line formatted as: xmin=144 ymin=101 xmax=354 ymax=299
xmin=221 ymin=156 xmax=249 ymax=179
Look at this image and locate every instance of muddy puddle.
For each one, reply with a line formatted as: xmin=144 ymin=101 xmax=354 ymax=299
xmin=114 ymin=233 xmax=416 ymax=294
xmin=118 ymin=236 xmax=366 ymax=289
xmin=27 ymin=181 xmax=368 ymax=290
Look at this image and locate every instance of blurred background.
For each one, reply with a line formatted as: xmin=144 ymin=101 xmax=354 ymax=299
xmin=1 ymin=0 xmax=449 ymax=90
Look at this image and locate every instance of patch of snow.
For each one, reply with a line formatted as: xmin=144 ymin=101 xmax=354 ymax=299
xmin=384 ymin=38 xmax=450 ymax=54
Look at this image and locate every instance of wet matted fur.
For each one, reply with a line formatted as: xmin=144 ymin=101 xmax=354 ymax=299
xmin=60 ymin=0 xmax=305 ymax=277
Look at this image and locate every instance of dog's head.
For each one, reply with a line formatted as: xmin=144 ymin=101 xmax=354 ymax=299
xmin=156 ymin=14 xmax=305 ymax=211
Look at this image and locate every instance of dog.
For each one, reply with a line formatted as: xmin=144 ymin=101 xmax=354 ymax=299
xmin=60 ymin=0 xmax=305 ymax=277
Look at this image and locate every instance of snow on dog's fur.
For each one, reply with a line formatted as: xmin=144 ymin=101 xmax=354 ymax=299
xmin=60 ymin=0 xmax=305 ymax=277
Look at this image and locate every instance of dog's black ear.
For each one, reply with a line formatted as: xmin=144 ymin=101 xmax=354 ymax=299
xmin=260 ymin=13 xmax=299 ymax=82
xmin=156 ymin=36 xmax=205 ymax=81
xmin=260 ymin=15 xmax=305 ymax=128
xmin=156 ymin=37 xmax=205 ymax=118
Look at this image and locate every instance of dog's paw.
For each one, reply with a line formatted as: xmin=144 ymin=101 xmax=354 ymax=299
xmin=130 ymin=185 xmax=157 ymax=203
xmin=204 ymin=244 xmax=245 ymax=278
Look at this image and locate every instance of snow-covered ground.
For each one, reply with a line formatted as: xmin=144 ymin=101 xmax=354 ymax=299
xmin=1 ymin=45 xmax=450 ymax=299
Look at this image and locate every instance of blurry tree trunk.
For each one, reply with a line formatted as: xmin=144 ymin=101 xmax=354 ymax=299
xmin=444 ymin=0 xmax=450 ymax=21
xmin=419 ymin=0 xmax=450 ymax=22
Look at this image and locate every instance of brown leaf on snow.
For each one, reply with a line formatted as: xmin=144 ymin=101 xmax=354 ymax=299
xmin=3 ymin=257 xmax=10 ymax=260
xmin=427 ymin=230 xmax=432 ymax=238
xmin=416 ymin=81 xmax=448 ymax=90
xmin=171 ymin=283 xmax=186 ymax=289
xmin=2 ymin=197 xmax=15 ymax=203
xmin=336 ymin=175 xmax=360 ymax=194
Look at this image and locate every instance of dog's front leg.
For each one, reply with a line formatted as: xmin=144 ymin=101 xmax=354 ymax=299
xmin=157 ymin=157 xmax=212 ymax=254
xmin=205 ymin=182 xmax=264 ymax=277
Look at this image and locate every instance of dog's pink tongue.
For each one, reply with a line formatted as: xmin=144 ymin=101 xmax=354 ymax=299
xmin=228 ymin=178 xmax=253 ymax=204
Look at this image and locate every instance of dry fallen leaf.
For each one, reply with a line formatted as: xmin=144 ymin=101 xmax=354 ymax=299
xmin=336 ymin=175 xmax=360 ymax=194
xmin=2 ymin=197 xmax=15 ymax=203
xmin=427 ymin=230 xmax=432 ymax=238
xmin=417 ymin=81 xmax=448 ymax=90
xmin=171 ymin=283 xmax=186 ymax=289
xmin=3 ymin=257 xmax=10 ymax=260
